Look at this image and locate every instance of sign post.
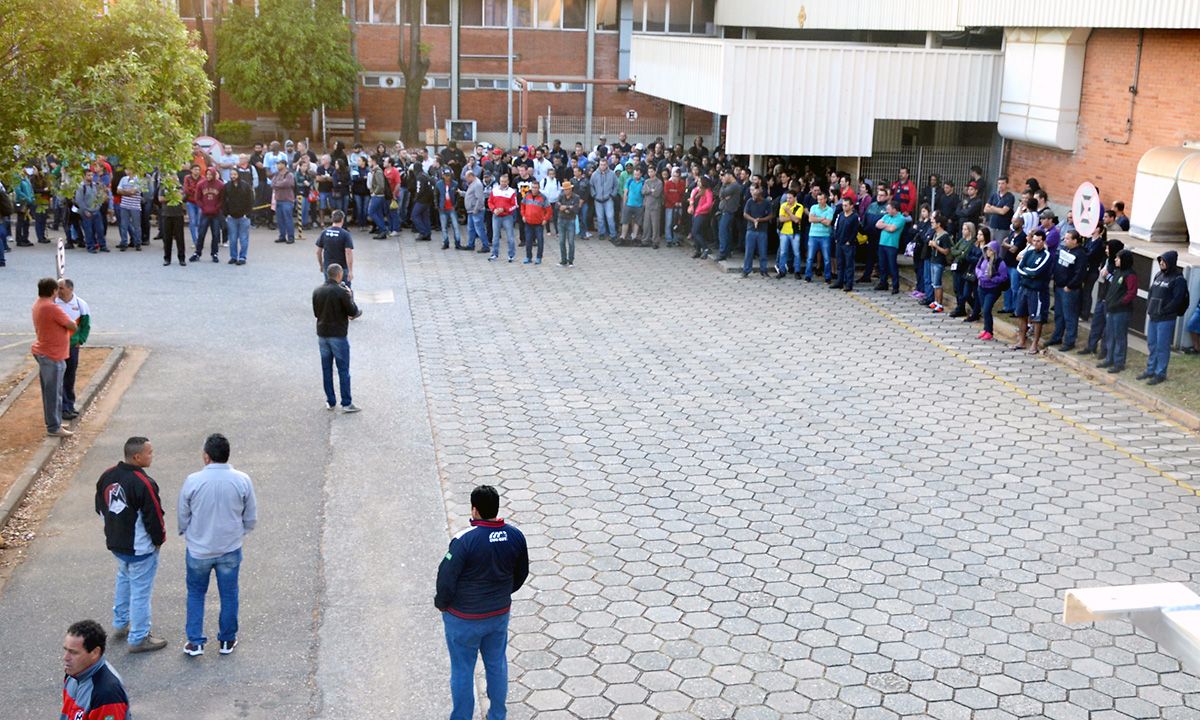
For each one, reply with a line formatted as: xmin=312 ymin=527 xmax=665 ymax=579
xmin=625 ymin=109 xmax=638 ymax=121
xmin=56 ymin=238 xmax=65 ymax=280
xmin=1072 ymin=181 xmax=1102 ymax=237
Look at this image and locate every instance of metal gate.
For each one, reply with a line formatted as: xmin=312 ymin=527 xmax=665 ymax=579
xmin=860 ymin=146 xmax=993 ymax=189
xmin=541 ymin=115 xmax=670 ymax=149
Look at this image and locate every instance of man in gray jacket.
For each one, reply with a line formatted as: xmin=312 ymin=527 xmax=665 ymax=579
xmin=462 ymin=170 xmax=489 ymax=253
xmin=589 ymin=159 xmax=617 ymax=241
xmin=74 ymin=168 xmax=108 ymax=253
xmin=179 ymin=433 xmax=258 ymax=657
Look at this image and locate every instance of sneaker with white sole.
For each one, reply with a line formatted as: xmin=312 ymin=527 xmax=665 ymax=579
xmin=326 ymin=402 xmax=336 ymax=411
xmin=48 ymin=427 xmax=74 ymax=438
xmin=342 ymin=404 xmax=361 ymax=414
xmin=183 ymin=642 xmax=204 ymax=656
xmin=219 ymin=639 xmax=238 ymax=655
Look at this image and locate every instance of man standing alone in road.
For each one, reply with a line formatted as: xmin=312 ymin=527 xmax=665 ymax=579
xmin=32 ymin=277 xmax=76 ymax=438
xmin=179 ymin=433 xmax=258 ymax=657
xmin=95 ymin=436 xmax=168 ymax=653
xmin=435 ymin=485 xmax=530 ymax=720
xmin=312 ymin=263 xmax=361 ymax=413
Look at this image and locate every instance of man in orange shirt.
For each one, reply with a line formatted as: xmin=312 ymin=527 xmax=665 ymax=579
xmin=31 ymin=277 xmax=77 ymax=438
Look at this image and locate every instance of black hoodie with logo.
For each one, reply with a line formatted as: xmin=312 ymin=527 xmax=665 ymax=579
xmin=1148 ymin=250 xmax=1190 ymax=321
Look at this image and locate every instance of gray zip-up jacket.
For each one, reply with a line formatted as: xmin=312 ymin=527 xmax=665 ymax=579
xmin=642 ymin=177 xmax=664 ymax=210
xmin=464 ymin=178 xmax=487 ymax=214
xmin=718 ymin=181 xmax=743 ymax=214
xmin=74 ymin=181 xmax=103 ymax=214
xmin=590 ymin=169 xmax=616 ymax=202
xmin=369 ymin=166 xmax=387 ymax=197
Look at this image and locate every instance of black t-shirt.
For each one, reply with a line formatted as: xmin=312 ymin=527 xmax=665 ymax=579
xmin=317 ymin=226 xmax=355 ymax=269
xmin=1001 ymin=229 xmax=1026 ymax=267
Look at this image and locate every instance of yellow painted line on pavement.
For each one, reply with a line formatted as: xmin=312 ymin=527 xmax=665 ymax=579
xmin=848 ymin=292 xmax=1198 ymax=497
xmin=0 ymin=339 xmax=33 ymax=351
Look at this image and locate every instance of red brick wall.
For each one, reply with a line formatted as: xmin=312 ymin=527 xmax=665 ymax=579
xmin=1006 ymin=29 xmax=1200 ymax=210
xmin=188 ymin=18 xmax=710 ymax=146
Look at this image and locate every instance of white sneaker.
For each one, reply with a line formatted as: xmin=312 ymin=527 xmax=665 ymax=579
xmin=48 ymin=427 xmax=74 ymax=438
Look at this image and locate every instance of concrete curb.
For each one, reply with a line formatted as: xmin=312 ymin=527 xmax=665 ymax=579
xmin=0 ymin=369 xmax=37 ymax=419
xmin=0 ymin=346 xmax=125 ymax=530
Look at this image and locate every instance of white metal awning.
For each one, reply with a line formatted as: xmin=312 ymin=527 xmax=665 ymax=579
xmin=630 ymin=36 xmax=1003 ymax=157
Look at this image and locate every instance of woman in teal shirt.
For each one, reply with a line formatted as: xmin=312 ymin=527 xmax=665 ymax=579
xmin=875 ymin=201 xmax=907 ymax=294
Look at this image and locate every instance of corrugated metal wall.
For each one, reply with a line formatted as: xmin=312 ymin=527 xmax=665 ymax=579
xmin=714 ymin=41 xmax=1002 ymax=156
xmin=715 ymin=0 xmax=962 ymax=33
xmin=717 ymin=0 xmax=1200 ymax=31
xmin=629 ymin=36 xmax=729 ymax=114
xmin=958 ymin=0 xmax=1200 ymax=29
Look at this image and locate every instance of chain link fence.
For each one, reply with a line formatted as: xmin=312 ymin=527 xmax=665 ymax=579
xmin=860 ymin=146 xmax=993 ymax=189
xmin=541 ymin=115 xmax=670 ymax=148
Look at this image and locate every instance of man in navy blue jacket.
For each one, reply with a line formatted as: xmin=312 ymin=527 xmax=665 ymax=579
xmin=435 ymin=485 xmax=529 ymax=720
xmin=1048 ymin=230 xmax=1089 ymax=351
xmin=1012 ymin=229 xmax=1053 ymax=354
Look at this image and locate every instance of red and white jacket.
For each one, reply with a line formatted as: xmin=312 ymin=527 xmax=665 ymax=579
xmin=487 ymin=185 xmax=518 ymax=217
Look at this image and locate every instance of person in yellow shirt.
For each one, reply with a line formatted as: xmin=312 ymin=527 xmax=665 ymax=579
xmin=775 ymin=190 xmax=803 ymax=279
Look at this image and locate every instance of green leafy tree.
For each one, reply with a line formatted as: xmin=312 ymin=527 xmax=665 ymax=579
xmin=216 ymin=0 xmax=361 ymax=129
xmin=0 ymin=0 xmax=210 ymax=181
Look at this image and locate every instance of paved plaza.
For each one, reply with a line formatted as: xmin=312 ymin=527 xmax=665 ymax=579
xmin=1 ymin=229 xmax=1199 ymax=719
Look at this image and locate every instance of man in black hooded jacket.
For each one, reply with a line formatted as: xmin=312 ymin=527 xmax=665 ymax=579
xmin=1139 ymin=250 xmax=1190 ymax=385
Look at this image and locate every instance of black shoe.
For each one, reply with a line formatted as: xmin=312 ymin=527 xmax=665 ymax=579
xmin=963 ymin=315 xmax=976 ymax=322
xmin=1046 ymin=339 xmax=1062 ymax=346
xmin=874 ymin=283 xmax=887 ymax=291
xmin=99 ymin=247 xmax=109 ymax=252
xmin=189 ymin=254 xmax=200 ymax=262
xmin=373 ymin=234 xmax=388 ymax=239
xmin=228 ymin=258 xmax=238 ymax=264
xmin=843 ymin=287 xmax=853 ymax=292
xmin=237 ymin=259 xmax=246 ymax=265
xmin=285 ymin=239 xmax=294 ymax=244
xmin=1060 ymin=345 xmax=1075 ymax=352
xmin=118 ymin=245 xmax=127 ymax=252
xmin=741 ymin=271 xmax=750 ymax=278
xmin=760 ymin=271 xmax=768 ymax=278
xmin=1135 ymin=371 xmax=1152 ymax=380
xmin=1182 ymin=347 xmax=1199 ymax=355
xmin=134 ymin=245 xmax=141 ymax=251
xmin=949 ymin=310 xmax=966 ymax=318
xmin=857 ymin=275 xmax=871 ymax=283
xmin=442 ymin=243 xmax=450 ymax=249
xmin=716 ymin=255 xmax=728 ymax=261
xmin=1077 ymin=347 xmax=1095 ymax=355
xmin=211 ymin=255 xmax=219 ymax=263
xmin=829 ymin=283 xmax=843 ymax=289
xmin=692 ymin=251 xmax=702 ymax=259
xmin=891 ymin=289 xmax=900 ymax=295
xmin=62 ymin=410 xmax=79 ymax=420
xmin=1107 ymin=366 xmax=1123 ymax=373
xmin=477 ymin=248 xmax=490 ymax=254
xmin=1147 ymin=376 xmax=1166 ymax=386
xmin=274 ymin=237 xmax=287 ymax=243
xmin=163 ymin=261 xmax=171 ymax=266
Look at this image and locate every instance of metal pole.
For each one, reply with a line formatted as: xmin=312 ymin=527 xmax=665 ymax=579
xmin=433 ymin=105 xmax=439 ymax=155
xmin=506 ymin=0 xmax=514 ymax=149
xmin=584 ymin=0 xmax=596 ymax=147
xmin=450 ymin=0 xmax=460 ymax=120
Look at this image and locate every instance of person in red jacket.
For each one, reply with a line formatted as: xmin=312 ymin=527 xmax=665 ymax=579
xmin=891 ymin=166 xmax=917 ymax=216
xmin=520 ymin=184 xmax=551 ymax=265
xmin=663 ymin=168 xmax=686 ymax=246
xmin=190 ymin=167 xmax=225 ymax=263
xmin=487 ymin=174 xmax=519 ymax=262
xmin=183 ymin=163 xmax=203 ymax=248
xmin=61 ymin=620 xmax=129 ymax=720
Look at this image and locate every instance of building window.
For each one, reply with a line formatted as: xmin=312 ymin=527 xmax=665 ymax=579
xmin=562 ymin=0 xmax=585 ymax=28
xmin=482 ymin=0 xmax=505 ymax=26
xmin=537 ymin=0 xmax=560 ymax=29
xmin=371 ymin=0 xmax=399 ymax=23
xmin=692 ymin=0 xmax=713 ymax=33
xmin=666 ymin=0 xmax=689 ymax=33
xmin=457 ymin=0 xmax=587 ymax=30
xmin=596 ymin=0 xmax=616 ymax=31
xmin=178 ymin=0 xmax=205 ymax=18
xmin=425 ymin=0 xmax=450 ymax=24
xmin=645 ymin=0 xmax=666 ymax=32
xmin=462 ymin=0 xmax=483 ymax=25
xmin=513 ymin=0 xmax=533 ymax=27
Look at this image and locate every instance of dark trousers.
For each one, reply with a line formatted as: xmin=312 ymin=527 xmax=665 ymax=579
xmin=861 ymin=235 xmax=879 ymax=279
xmin=1087 ymin=299 xmax=1107 ymax=352
xmin=837 ymin=243 xmax=857 ymax=289
xmin=1080 ymin=270 xmax=1099 ymax=319
xmin=195 ymin=215 xmax=221 ymax=257
xmin=62 ymin=344 xmax=80 ymax=413
xmin=525 ymin=224 xmax=544 ymax=260
xmin=412 ymin=202 xmax=432 ymax=238
xmin=163 ymin=215 xmax=186 ymax=263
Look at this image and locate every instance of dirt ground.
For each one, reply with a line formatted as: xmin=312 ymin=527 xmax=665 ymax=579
xmin=0 ymin=347 xmax=111 ymax=503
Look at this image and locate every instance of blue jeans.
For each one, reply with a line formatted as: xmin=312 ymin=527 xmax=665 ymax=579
xmin=393 ymin=188 xmax=409 ymax=230
xmin=878 ymin=245 xmax=900 ymax=290
xmin=718 ymin=212 xmax=734 ymax=257
xmin=318 ymin=336 xmax=352 ymax=407
xmin=35 ymin=353 xmax=65 ymax=432
xmin=186 ymin=548 xmax=241 ymax=645
xmin=492 ymin=214 xmax=516 ymax=258
xmin=440 ymin=208 xmax=461 ymax=246
xmin=368 ymin=196 xmax=388 ymax=234
xmin=300 ymin=194 xmax=313 ymax=226
xmin=837 ymin=243 xmax=856 ymax=288
xmin=927 ymin=262 xmax=945 ymax=298
xmin=981 ymin=288 xmax=1001 ymax=334
xmin=1003 ymin=267 xmax=1020 ymax=311
xmin=226 ymin=215 xmax=251 ymax=261
xmin=743 ymin=229 xmax=768 ymax=273
xmin=444 ymin=612 xmax=510 ymax=720
xmin=82 ymin=212 xmax=105 ymax=250
xmin=558 ymin=216 xmax=577 ymax=264
xmin=806 ymin=234 xmax=832 ymax=280
xmin=275 ymin=201 xmax=295 ymax=241
xmin=525 ymin=224 xmax=544 ymax=260
xmin=664 ymin=207 xmax=677 ymax=243
xmin=1105 ymin=311 xmax=1130 ymax=369
xmin=1051 ymin=287 xmax=1081 ymax=346
xmin=594 ymin=198 xmax=615 ymax=238
xmin=1146 ymin=318 xmax=1175 ymax=378
xmin=412 ymin=202 xmax=432 ymax=238
xmin=354 ymin=195 xmax=369 ymax=227
xmin=196 ymin=215 xmax=221 ymax=257
xmin=579 ymin=201 xmax=592 ymax=236
xmin=777 ymin=232 xmax=800 ymax=273
xmin=186 ymin=202 xmax=201 ymax=244
xmin=112 ymin=550 xmax=159 ymax=645
xmin=466 ymin=211 xmax=488 ymax=250
xmin=118 ymin=207 xmax=142 ymax=247
xmin=1087 ymin=299 xmax=1107 ymax=352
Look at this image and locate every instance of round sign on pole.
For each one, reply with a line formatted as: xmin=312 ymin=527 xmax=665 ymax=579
xmin=1072 ymin=181 xmax=1102 ymax=237
xmin=56 ymin=239 xmax=66 ymax=279
xmin=625 ymin=109 xmax=638 ymax=121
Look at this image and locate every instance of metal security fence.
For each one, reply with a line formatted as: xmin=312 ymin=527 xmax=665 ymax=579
xmin=541 ymin=115 xmax=670 ymax=148
xmin=860 ymin=146 xmax=992 ymax=189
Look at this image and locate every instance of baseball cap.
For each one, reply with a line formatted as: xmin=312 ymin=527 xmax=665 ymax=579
xmin=1039 ymin=209 xmax=1056 ymax=219
xmin=492 ymin=148 xmax=503 ymax=155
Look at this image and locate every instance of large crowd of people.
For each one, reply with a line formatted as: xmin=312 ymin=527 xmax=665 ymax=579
xmin=4 ymin=131 xmax=1198 ymax=380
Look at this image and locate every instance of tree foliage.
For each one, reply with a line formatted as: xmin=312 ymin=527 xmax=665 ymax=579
xmin=398 ymin=0 xmax=431 ymax=145
xmin=0 ymin=0 xmax=211 ymax=178
xmin=216 ymin=0 xmax=361 ymax=128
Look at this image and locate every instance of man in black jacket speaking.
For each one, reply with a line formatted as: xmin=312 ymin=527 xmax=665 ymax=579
xmin=312 ymin=263 xmax=361 ymax=413
xmin=435 ymin=485 xmax=530 ymax=720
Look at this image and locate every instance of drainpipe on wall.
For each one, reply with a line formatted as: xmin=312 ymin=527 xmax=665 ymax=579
xmin=1104 ymin=29 xmax=1144 ymax=146
xmin=585 ymin=0 xmax=596 ymax=146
